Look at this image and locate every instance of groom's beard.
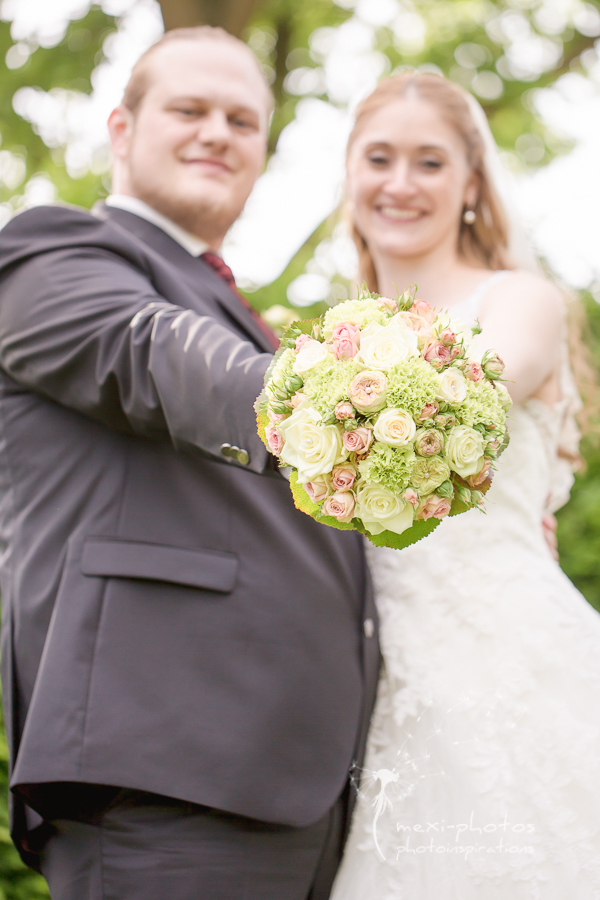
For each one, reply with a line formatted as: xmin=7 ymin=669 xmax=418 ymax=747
xmin=128 ymin=174 xmax=244 ymax=245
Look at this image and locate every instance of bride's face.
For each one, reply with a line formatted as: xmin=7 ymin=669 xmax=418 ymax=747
xmin=346 ymin=97 xmax=478 ymax=263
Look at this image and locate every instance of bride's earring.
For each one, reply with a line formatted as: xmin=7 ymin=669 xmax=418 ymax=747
xmin=463 ymin=208 xmax=476 ymax=225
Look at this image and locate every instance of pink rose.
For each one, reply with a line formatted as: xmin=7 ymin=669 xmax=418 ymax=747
xmin=323 ymin=490 xmax=356 ymax=523
xmin=265 ymin=424 xmax=284 ymax=455
xmin=410 ymin=299 xmax=436 ymax=324
xmin=342 ymin=427 xmax=373 ymax=455
xmin=334 ymin=401 xmax=355 ymax=420
xmin=331 ymin=463 xmax=357 ymax=492
xmin=295 ymin=334 xmax=312 ymax=353
xmin=290 ymin=392 xmax=307 ymax=408
xmin=439 ymin=329 xmax=457 ymax=346
xmin=403 ymin=488 xmax=419 ymax=508
xmin=348 ymin=371 xmax=387 ymax=415
xmin=466 ymin=458 xmax=492 ymax=488
xmin=304 ymin=477 xmax=330 ymax=502
xmin=330 ymin=323 xmax=360 ymax=361
xmin=422 ymin=340 xmax=453 ymax=368
xmin=465 ymin=362 xmax=483 ymax=382
xmin=417 ymin=402 xmax=439 ymax=422
xmin=418 ymin=494 xmax=452 ymax=521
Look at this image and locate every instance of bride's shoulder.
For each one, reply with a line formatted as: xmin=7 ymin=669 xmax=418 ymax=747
xmin=482 ymin=269 xmax=565 ymax=326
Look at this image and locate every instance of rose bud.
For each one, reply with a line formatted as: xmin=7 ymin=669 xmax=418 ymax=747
xmin=295 ymin=333 xmax=312 ymax=353
xmin=464 ymin=362 xmax=483 ymax=383
xmin=439 ymin=329 xmax=457 ymax=346
xmin=481 ymin=350 xmax=506 ymax=380
xmin=436 ymin=480 xmax=454 ymax=499
xmin=335 ymin=401 xmax=356 ymax=421
xmin=403 ymin=488 xmax=419 ymax=508
xmin=267 ymin=408 xmax=289 ymax=424
xmin=467 ymin=459 xmax=492 ymax=488
xmin=376 ymin=297 xmax=398 ymax=313
xmin=422 ymin=340 xmax=453 ymax=368
xmin=417 ymin=402 xmax=439 ymax=422
xmin=323 ymin=490 xmax=356 ymax=523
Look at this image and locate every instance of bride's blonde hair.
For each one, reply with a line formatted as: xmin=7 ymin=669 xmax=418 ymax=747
xmin=346 ymin=72 xmax=515 ymax=292
xmin=345 ymin=72 xmax=599 ymax=437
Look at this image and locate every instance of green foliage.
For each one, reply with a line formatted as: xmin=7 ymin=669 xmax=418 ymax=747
xmin=0 ymin=703 xmax=49 ymax=899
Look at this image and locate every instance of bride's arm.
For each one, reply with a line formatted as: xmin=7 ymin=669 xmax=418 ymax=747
xmin=475 ymin=271 xmax=565 ymax=404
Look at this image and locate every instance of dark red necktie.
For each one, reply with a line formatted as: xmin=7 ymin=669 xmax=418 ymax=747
xmin=201 ymin=252 xmax=279 ymax=351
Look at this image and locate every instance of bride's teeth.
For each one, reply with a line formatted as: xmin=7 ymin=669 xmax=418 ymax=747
xmin=380 ymin=207 xmax=421 ymax=220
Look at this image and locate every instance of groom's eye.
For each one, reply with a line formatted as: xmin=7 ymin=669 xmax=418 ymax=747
xmin=420 ymin=157 xmax=443 ymax=170
xmin=367 ymin=154 xmax=389 ymax=166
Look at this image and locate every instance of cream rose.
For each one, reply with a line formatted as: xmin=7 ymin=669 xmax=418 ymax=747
xmin=446 ymin=425 xmax=486 ymax=478
xmin=355 ymin=482 xmax=414 ymax=536
xmin=279 ymin=405 xmax=346 ymax=482
xmin=436 ymin=368 xmax=467 ymax=405
xmin=373 ymin=408 xmax=416 ymax=447
xmin=293 ymin=339 xmax=329 ymax=375
xmin=357 ymin=322 xmax=419 ymax=371
xmin=348 ymin=371 xmax=387 ymax=415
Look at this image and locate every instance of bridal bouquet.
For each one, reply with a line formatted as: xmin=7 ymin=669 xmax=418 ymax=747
xmin=255 ymin=288 xmax=511 ymax=550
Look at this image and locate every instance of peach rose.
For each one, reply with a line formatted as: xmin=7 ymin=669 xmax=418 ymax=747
xmin=304 ymin=477 xmax=330 ymax=502
xmin=331 ymin=463 xmax=357 ymax=492
xmin=418 ymin=494 xmax=452 ymax=521
xmin=466 ymin=458 xmax=492 ymax=488
xmin=394 ymin=311 xmax=433 ymax=341
xmin=411 ymin=299 xmax=436 ymax=324
xmin=376 ymin=297 xmax=398 ymax=312
xmin=342 ymin=426 xmax=373 ymax=455
xmin=348 ymin=371 xmax=387 ymax=415
xmin=323 ymin=490 xmax=356 ymax=523
xmin=422 ymin=340 xmax=454 ymax=368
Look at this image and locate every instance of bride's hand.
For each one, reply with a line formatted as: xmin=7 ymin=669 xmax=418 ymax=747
xmin=542 ymin=512 xmax=559 ymax=560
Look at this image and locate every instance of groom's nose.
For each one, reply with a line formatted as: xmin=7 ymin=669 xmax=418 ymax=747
xmin=197 ymin=109 xmax=232 ymax=148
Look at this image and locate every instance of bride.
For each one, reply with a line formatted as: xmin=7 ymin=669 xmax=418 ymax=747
xmin=330 ymin=72 xmax=600 ymax=898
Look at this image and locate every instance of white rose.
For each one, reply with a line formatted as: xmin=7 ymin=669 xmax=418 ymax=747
xmin=358 ymin=322 xmax=419 ymax=371
xmin=373 ymin=408 xmax=417 ymax=447
xmin=436 ymin=368 xmax=467 ymax=405
xmin=293 ymin=339 xmax=329 ymax=375
xmin=279 ymin=405 xmax=346 ymax=482
xmin=355 ymin=482 xmax=414 ymax=536
xmin=446 ymin=425 xmax=486 ymax=478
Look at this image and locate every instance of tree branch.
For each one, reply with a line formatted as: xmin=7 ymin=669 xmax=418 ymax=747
xmin=157 ymin=0 xmax=264 ymax=36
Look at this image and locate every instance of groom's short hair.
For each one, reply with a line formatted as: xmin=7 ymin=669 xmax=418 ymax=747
xmin=122 ymin=26 xmax=275 ymax=118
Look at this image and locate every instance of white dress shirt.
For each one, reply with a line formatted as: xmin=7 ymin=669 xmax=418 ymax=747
xmin=105 ymin=194 xmax=211 ymax=257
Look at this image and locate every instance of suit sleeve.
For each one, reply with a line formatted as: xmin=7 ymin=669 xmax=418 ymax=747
xmin=0 ymin=245 xmax=272 ymax=474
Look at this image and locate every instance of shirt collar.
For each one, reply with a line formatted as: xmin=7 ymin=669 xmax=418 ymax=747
xmin=105 ymin=195 xmax=212 ymax=257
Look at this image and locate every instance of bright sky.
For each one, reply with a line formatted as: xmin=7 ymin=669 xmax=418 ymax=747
xmin=3 ymin=0 xmax=600 ymax=305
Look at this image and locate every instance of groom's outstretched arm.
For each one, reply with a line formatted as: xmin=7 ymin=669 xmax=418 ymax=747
xmin=0 ymin=214 xmax=272 ymax=474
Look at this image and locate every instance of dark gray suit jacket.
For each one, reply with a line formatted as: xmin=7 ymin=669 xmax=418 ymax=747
xmin=0 ymin=204 xmax=380 ymax=869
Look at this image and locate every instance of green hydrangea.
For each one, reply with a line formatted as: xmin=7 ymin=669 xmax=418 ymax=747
xmin=322 ymin=298 xmax=392 ymax=339
xmin=459 ymin=379 xmax=507 ymax=429
xmin=410 ymin=456 xmax=451 ymax=494
xmin=302 ymin=357 xmax=363 ymax=418
xmin=385 ymin=358 xmax=440 ymax=418
xmin=358 ymin=444 xmax=416 ymax=496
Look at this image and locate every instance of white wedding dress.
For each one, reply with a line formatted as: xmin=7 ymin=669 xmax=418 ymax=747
xmin=331 ymin=273 xmax=600 ymax=899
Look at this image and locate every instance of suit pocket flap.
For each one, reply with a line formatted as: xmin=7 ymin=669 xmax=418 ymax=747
xmin=81 ymin=539 xmax=238 ymax=593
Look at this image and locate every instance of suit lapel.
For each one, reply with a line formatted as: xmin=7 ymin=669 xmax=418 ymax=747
xmin=96 ymin=204 xmax=275 ymax=353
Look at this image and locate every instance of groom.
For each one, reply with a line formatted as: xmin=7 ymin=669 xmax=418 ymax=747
xmin=0 ymin=26 xmax=380 ymax=900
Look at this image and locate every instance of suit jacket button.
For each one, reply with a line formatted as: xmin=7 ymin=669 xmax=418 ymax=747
xmin=235 ymin=449 xmax=250 ymax=466
xmin=220 ymin=443 xmax=232 ymax=458
xmin=363 ymin=618 xmax=374 ymax=638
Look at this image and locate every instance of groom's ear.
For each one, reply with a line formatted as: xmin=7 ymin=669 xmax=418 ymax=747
xmin=107 ymin=105 xmax=135 ymax=161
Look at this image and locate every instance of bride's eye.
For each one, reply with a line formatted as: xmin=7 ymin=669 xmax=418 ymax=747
xmin=367 ymin=153 xmax=389 ymax=167
xmin=420 ymin=157 xmax=443 ymax=170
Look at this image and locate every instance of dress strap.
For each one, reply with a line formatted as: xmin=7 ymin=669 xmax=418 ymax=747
xmin=457 ymin=270 xmax=511 ymax=326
